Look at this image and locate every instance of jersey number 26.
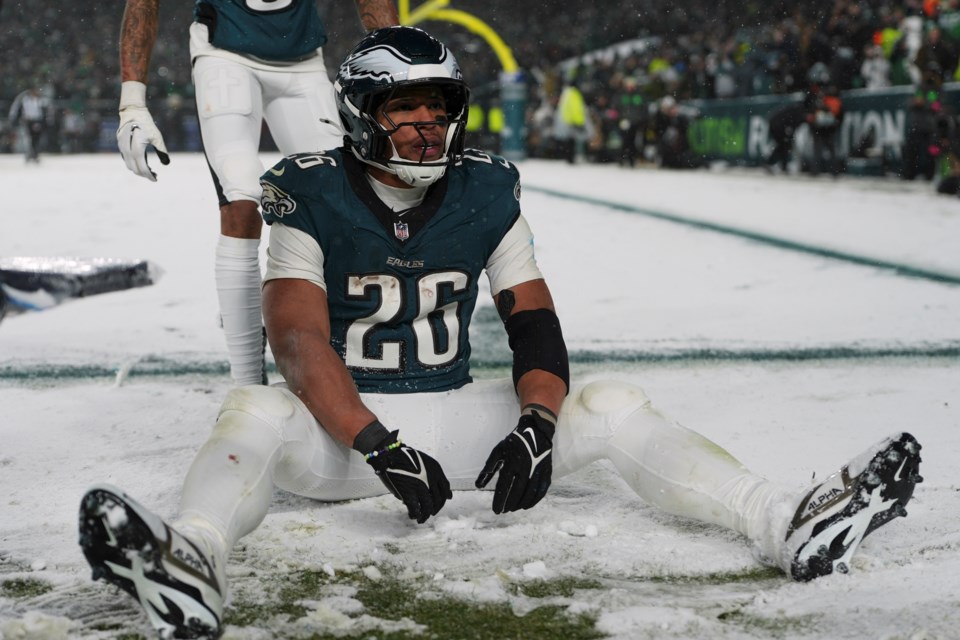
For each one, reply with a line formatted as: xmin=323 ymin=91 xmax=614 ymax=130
xmin=345 ymin=271 xmax=469 ymax=371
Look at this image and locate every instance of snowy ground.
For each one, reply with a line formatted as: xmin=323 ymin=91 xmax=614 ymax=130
xmin=1 ymin=153 xmax=958 ymax=639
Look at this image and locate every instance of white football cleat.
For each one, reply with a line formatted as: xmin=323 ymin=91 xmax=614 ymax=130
xmin=78 ymin=484 xmax=223 ymax=639
xmin=784 ymin=432 xmax=922 ymax=581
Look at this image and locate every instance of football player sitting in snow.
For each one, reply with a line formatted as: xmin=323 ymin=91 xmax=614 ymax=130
xmin=78 ymin=27 xmax=922 ymax=640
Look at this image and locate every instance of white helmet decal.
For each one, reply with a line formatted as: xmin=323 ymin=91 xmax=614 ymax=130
xmin=340 ymin=44 xmax=459 ymax=84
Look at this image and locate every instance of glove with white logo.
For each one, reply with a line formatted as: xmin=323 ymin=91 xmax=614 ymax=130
xmin=475 ymin=405 xmax=556 ymax=514
xmin=117 ymin=81 xmax=170 ymax=181
xmin=364 ymin=428 xmax=452 ymax=523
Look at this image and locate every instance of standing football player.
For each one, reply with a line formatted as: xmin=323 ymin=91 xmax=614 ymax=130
xmin=117 ymin=0 xmax=399 ymax=385
xmin=8 ymin=85 xmax=51 ymax=163
xmin=82 ymin=27 xmax=923 ymax=639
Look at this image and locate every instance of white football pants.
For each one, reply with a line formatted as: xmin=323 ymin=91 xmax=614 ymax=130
xmin=193 ymin=54 xmax=342 ymax=204
xmin=174 ymin=378 xmax=795 ymax=573
xmin=194 ymin=53 xmax=343 ymax=386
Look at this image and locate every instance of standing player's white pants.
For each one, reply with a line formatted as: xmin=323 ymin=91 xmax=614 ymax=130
xmin=194 ymin=54 xmax=343 ymax=385
xmin=193 ymin=53 xmax=342 ymax=204
xmin=174 ymin=379 xmax=795 ymax=574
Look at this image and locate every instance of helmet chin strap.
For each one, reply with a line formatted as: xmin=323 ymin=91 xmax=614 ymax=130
xmin=361 ymin=120 xmax=461 ymax=188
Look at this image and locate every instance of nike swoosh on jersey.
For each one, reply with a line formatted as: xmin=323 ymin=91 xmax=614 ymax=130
xmin=269 ymin=166 xmax=285 ymax=177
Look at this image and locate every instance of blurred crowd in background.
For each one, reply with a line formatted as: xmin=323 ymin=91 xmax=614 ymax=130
xmin=3 ymin=0 xmax=960 ymax=191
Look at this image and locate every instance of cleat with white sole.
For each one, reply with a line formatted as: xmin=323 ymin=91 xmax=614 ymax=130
xmin=783 ymin=432 xmax=922 ymax=582
xmin=78 ymin=484 xmax=224 ymax=639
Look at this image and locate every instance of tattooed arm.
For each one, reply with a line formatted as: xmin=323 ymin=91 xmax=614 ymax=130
xmin=119 ymin=0 xmax=160 ymax=83
xmin=355 ymin=0 xmax=399 ymax=32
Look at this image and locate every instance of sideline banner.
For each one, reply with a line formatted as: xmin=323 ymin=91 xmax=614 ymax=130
xmin=686 ymin=83 xmax=960 ymax=171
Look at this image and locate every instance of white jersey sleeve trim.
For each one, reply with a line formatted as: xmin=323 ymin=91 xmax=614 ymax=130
xmin=264 ymin=223 xmax=327 ymax=291
xmin=485 ymin=214 xmax=543 ymax=295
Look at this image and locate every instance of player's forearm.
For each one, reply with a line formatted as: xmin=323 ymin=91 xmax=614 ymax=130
xmin=496 ymin=280 xmax=569 ymax=418
xmin=119 ymin=0 xmax=160 ymax=83
xmin=516 ymin=370 xmax=566 ymax=418
xmin=273 ymin=330 xmax=377 ymax=447
xmin=355 ymin=0 xmax=399 ymax=31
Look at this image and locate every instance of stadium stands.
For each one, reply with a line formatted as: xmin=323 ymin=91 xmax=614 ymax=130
xmin=2 ymin=0 xmax=958 ymax=172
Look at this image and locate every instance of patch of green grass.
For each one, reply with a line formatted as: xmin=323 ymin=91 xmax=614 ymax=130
xmin=86 ymin=621 xmax=142 ymax=636
xmin=717 ymin=608 xmax=818 ymax=636
xmin=0 ymin=577 xmax=52 ymax=598
xmin=355 ymin=573 xmax=604 ymax=640
xmin=224 ymin=567 xmax=607 ymax=639
xmin=223 ymin=571 xmax=313 ymax=627
xmin=90 ymin=624 xmax=147 ymax=640
xmin=512 ymin=576 xmax=604 ymax=599
xmin=381 ymin=541 xmax=404 ymax=555
xmin=640 ymin=565 xmax=781 ymax=585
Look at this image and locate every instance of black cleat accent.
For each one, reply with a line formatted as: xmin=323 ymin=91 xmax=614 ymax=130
xmin=78 ymin=484 xmax=222 ymax=639
xmin=786 ymin=433 xmax=922 ymax=581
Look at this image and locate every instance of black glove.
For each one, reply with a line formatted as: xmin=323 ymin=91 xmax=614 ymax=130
xmin=364 ymin=429 xmax=451 ymax=523
xmin=475 ymin=405 xmax=556 ymax=514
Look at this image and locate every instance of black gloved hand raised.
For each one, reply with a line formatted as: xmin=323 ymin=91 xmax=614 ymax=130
xmin=363 ymin=427 xmax=452 ymax=524
xmin=475 ymin=405 xmax=557 ymax=514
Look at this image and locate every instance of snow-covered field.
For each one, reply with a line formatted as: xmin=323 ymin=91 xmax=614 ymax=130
xmin=1 ymin=153 xmax=958 ymax=639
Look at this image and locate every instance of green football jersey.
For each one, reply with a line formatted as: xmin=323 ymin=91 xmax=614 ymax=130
xmin=194 ymin=0 xmax=326 ymax=61
xmin=261 ymin=149 xmax=522 ymax=393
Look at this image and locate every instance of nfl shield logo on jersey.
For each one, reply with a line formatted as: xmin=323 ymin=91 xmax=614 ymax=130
xmin=394 ymin=222 xmax=410 ymax=241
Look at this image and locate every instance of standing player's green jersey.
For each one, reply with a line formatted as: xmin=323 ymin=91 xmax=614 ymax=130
xmin=194 ymin=0 xmax=326 ymax=61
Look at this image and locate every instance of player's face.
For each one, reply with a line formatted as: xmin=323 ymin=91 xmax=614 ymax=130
xmin=376 ymin=85 xmax=449 ymax=162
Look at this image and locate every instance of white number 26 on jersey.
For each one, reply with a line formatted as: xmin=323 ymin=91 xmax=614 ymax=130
xmin=345 ymin=271 xmax=469 ymax=370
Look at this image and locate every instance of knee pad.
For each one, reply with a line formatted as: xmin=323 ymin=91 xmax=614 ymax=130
xmin=554 ymin=380 xmax=653 ymax=475
xmin=578 ymin=380 xmax=651 ymax=416
xmin=218 ymin=152 xmax=264 ymax=203
xmin=213 ymin=385 xmax=325 ymax=490
xmin=216 ymin=385 xmax=299 ymax=438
